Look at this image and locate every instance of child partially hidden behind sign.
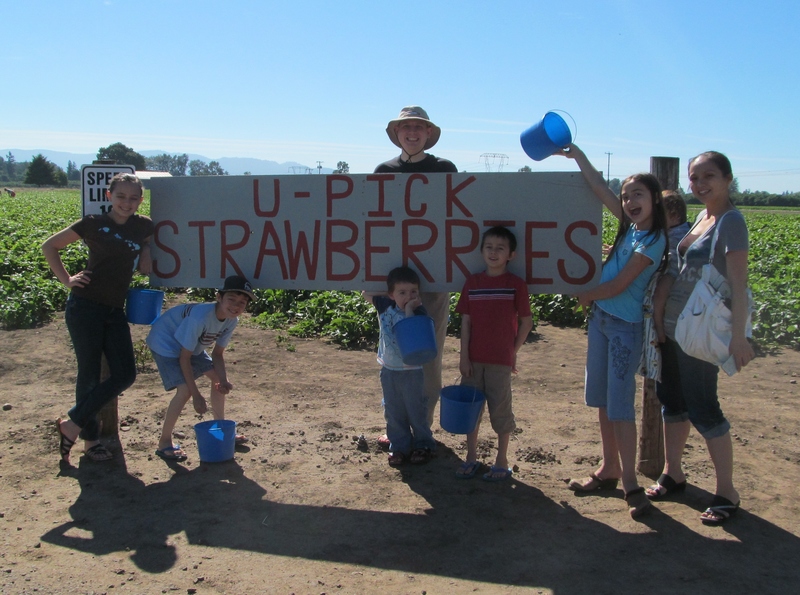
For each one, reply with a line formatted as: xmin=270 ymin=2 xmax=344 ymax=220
xmin=146 ymin=276 xmax=255 ymax=461
xmin=454 ymin=226 xmax=533 ymax=481
xmin=652 ymin=190 xmax=691 ymax=343
xmin=363 ymin=267 xmax=437 ymax=466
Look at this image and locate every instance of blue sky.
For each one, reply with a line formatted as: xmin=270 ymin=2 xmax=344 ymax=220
xmin=3 ymin=0 xmax=798 ymax=193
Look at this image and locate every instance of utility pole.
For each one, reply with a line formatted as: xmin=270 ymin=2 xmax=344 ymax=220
xmin=605 ymin=152 xmax=612 ymax=186
xmin=316 ymin=161 xmax=323 ymax=174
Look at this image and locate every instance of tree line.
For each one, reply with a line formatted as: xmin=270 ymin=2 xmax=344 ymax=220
xmin=1 ymin=142 xmax=230 ymax=187
xmin=4 ymin=144 xmax=798 ymax=206
xmin=520 ymin=166 xmax=800 ymax=208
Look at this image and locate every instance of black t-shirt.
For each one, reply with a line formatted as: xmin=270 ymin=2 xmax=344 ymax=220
xmin=373 ymin=154 xmax=458 ymax=173
xmin=70 ymin=213 xmax=154 ymax=308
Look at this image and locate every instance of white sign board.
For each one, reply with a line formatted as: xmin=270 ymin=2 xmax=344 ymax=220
xmin=81 ymin=164 xmax=135 ymax=217
xmin=148 ymin=172 xmax=602 ymax=294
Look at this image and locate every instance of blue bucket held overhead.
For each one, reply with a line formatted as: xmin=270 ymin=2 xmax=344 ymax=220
xmin=440 ymin=385 xmax=486 ymax=434
xmin=126 ymin=288 xmax=165 ymax=325
xmin=394 ymin=315 xmax=437 ymax=366
xmin=520 ymin=111 xmax=575 ymax=161
xmin=194 ymin=419 xmax=236 ymax=463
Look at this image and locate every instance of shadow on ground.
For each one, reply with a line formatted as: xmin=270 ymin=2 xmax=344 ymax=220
xmin=41 ymin=445 xmax=798 ymax=593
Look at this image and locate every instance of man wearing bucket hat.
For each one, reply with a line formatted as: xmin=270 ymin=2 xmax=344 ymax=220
xmin=375 ymin=106 xmax=457 ymax=173
xmin=375 ymin=107 xmax=458 ymax=437
xmin=146 ymin=275 xmax=255 ymax=461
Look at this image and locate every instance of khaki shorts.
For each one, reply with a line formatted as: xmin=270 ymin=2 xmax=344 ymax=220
xmin=461 ymin=362 xmax=515 ymax=435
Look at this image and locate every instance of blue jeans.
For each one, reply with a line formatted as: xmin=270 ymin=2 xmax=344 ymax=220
xmin=380 ymin=367 xmax=435 ymax=455
xmin=65 ymin=294 xmax=136 ymax=441
xmin=584 ymin=305 xmax=642 ymax=422
xmin=657 ymin=338 xmax=730 ymax=439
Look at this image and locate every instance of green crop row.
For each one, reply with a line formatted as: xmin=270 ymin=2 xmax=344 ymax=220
xmin=0 ymin=189 xmax=152 ymax=328
xmin=1 ymin=190 xmax=798 ymax=350
xmin=746 ymin=213 xmax=800 ymax=346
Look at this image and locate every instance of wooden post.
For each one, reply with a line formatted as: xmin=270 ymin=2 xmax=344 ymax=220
xmin=97 ymin=355 xmax=119 ymax=437
xmin=637 ymin=157 xmax=680 ymax=476
xmin=638 ymin=378 xmax=664 ymax=476
xmin=650 ymin=157 xmax=680 ymax=191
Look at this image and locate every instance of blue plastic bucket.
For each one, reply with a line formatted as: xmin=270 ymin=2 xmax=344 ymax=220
xmin=394 ymin=315 xmax=437 ymax=365
xmin=520 ymin=111 xmax=574 ymax=161
xmin=440 ymin=385 xmax=486 ymax=434
xmin=194 ymin=419 xmax=236 ymax=463
xmin=126 ymin=288 xmax=164 ymax=325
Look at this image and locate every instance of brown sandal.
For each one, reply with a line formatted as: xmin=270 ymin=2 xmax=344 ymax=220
xmin=388 ymin=452 xmax=407 ymax=467
xmin=57 ymin=418 xmax=76 ymax=463
xmin=410 ymin=448 xmax=432 ymax=465
xmin=84 ymin=444 xmax=114 ymax=462
xmin=568 ymin=473 xmax=619 ymax=492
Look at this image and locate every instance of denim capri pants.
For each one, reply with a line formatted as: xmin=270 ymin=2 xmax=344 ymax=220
xmin=584 ymin=305 xmax=642 ymax=422
xmin=151 ymin=350 xmax=214 ymax=391
xmin=656 ymin=338 xmax=730 ymax=439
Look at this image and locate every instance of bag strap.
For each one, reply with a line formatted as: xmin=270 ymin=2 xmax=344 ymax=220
xmin=707 ymin=210 xmax=735 ymax=264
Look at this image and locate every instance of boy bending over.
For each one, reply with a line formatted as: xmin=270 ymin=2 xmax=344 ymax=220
xmin=147 ymin=276 xmax=254 ymax=461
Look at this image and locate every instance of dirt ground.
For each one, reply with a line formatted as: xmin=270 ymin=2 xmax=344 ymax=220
xmin=1 ymin=303 xmax=799 ymax=595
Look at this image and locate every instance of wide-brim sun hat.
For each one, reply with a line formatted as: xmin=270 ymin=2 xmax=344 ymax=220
xmin=386 ymin=106 xmax=441 ymax=150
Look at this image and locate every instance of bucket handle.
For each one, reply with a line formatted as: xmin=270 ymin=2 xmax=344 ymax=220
xmin=453 ymin=376 xmax=482 ymax=405
xmin=548 ymin=109 xmax=578 ymax=145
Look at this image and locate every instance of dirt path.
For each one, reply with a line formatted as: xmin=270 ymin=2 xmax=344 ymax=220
xmin=1 ymin=314 xmax=799 ymax=594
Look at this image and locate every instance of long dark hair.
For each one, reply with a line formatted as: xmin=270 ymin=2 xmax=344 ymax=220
xmin=606 ymin=173 xmax=669 ymax=274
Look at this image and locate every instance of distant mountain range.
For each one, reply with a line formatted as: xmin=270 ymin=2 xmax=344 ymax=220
xmin=0 ymin=149 xmax=334 ymax=175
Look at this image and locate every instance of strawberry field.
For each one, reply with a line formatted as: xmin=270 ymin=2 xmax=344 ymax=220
xmin=1 ymin=189 xmax=797 ymax=349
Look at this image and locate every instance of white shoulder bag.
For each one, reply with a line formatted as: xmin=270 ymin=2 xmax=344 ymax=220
xmin=673 ymin=211 xmax=753 ymax=376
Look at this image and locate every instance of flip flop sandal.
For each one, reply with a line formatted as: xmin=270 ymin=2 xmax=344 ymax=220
xmin=701 ymin=495 xmax=740 ymax=525
xmin=57 ymin=418 xmax=76 ymax=463
xmin=377 ymin=434 xmax=390 ymax=449
xmin=568 ymin=473 xmax=619 ymax=492
xmin=156 ymin=445 xmax=188 ymax=462
xmin=84 ymin=444 xmax=114 ymax=462
xmin=482 ymin=466 xmax=513 ymax=482
xmin=235 ymin=434 xmax=249 ymax=445
xmin=455 ymin=461 xmax=480 ymax=479
xmin=646 ymin=473 xmax=687 ymax=500
xmin=624 ymin=487 xmax=652 ymax=519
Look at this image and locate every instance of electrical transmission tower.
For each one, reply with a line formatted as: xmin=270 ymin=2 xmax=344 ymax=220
xmin=289 ymin=166 xmax=312 ymax=174
xmin=480 ymin=153 xmax=509 ymax=172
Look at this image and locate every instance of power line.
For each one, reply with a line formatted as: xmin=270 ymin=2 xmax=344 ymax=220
xmin=479 ymin=153 xmax=508 ymax=172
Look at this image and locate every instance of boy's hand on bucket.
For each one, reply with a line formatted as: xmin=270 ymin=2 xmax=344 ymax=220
xmin=214 ymin=380 xmax=233 ymax=395
xmin=192 ymin=394 xmax=208 ymax=415
xmin=459 ymin=354 xmax=473 ymax=378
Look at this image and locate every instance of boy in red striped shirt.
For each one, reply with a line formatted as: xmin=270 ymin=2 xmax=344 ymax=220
xmin=455 ymin=226 xmax=533 ymax=481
